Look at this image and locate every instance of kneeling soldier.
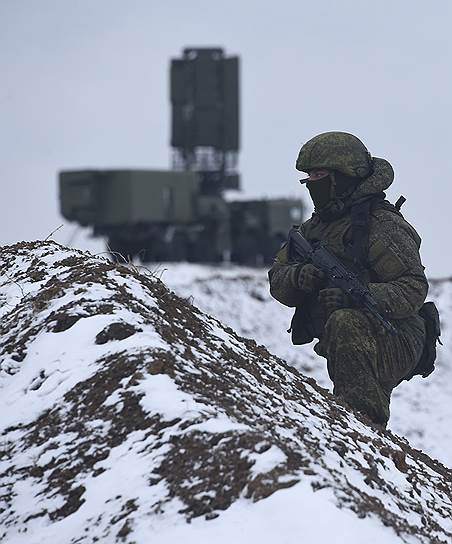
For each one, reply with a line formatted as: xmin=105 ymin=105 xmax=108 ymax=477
xmin=268 ymin=132 xmax=428 ymax=427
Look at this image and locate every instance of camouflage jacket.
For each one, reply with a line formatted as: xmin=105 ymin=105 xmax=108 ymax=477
xmin=268 ymin=158 xmax=428 ymax=337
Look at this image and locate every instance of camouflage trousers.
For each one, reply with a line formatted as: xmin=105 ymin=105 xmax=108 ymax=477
xmin=314 ymin=309 xmax=426 ymax=426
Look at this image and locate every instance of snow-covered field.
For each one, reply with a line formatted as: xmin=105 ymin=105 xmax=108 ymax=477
xmin=0 ymin=243 xmax=451 ymax=544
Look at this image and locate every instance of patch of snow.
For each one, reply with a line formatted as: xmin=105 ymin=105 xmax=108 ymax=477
xmin=137 ymin=373 xmax=210 ymax=421
xmin=248 ymin=445 xmax=287 ymax=475
xmin=143 ymin=480 xmax=403 ymax=544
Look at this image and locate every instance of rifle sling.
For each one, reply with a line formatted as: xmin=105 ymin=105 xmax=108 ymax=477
xmin=349 ymin=198 xmax=373 ymax=271
xmin=349 ymin=194 xmax=394 ymax=271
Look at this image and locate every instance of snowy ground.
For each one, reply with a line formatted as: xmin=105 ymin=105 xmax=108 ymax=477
xmin=0 ymin=243 xmax=451 ymax=544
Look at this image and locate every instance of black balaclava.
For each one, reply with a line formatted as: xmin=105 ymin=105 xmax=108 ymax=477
xmin=306 ymin=171 xmax=361 ymax=221
xmin=306 ymin=176 xmax=333 ymax=209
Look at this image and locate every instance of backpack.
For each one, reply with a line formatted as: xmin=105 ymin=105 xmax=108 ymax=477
xmin=405 ymin=301 xmax=442 ymax=380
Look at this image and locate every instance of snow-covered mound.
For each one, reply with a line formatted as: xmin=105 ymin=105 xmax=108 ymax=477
xmin=1 ymin=242 xmax=451 ymax=544
xmin=163 ymin=263 xmax=452 ymax=468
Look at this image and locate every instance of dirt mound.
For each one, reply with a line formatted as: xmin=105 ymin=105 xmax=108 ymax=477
xmin=0 ymin=241 xmax=451 ymax=543
xmin=165 ymin=264 xmax=452 ymax=468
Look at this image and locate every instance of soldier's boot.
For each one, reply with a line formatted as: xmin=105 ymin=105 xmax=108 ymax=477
xmin=320 ymin=308 xmax=390 ymax=427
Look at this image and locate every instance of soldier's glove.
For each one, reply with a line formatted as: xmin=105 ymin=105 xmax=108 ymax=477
xmin=296 ymin=264 xmax=326 ymax=293
xmin=318 ymin=287 xmax=351 ymax=316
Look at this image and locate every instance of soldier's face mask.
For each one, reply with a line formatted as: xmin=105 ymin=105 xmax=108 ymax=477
xmin=303 ymin=171 xmax=361 ymax=210
xmin=306 ymin=176 xmax=333 ymax=209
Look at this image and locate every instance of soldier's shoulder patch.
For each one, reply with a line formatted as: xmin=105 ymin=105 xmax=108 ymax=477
xmin=369 ymin=240 xmax=408 ymax=280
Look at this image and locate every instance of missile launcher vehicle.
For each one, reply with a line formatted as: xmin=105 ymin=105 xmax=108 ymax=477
xmin=59 ymin=47 xmax=304 ymax=264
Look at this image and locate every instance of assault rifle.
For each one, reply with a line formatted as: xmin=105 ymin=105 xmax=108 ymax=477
xmin=288 ymin=228 xmax=398 ymax=335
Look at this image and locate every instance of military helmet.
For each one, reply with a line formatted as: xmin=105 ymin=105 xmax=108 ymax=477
xmin=296 ymin=131 xmax=372 ymax=178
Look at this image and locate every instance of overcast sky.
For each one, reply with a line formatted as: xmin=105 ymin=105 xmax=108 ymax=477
xmin=1 ymin=0 xmax=451 ymax=276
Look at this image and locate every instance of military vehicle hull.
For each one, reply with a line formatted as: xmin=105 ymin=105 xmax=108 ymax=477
xmin=60 ymin=169 xmax=303 ymax=264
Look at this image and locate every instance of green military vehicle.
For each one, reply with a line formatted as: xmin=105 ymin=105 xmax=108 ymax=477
xmin=59 ymin=48 xmax=304 ymax=264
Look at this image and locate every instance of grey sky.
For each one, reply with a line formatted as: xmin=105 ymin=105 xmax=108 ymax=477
xmin=1 ymin=0 xmax=451 ymax=276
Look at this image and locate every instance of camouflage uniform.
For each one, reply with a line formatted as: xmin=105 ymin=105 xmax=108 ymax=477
xmin=268 ymin=133 xmax=427 ymax=426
